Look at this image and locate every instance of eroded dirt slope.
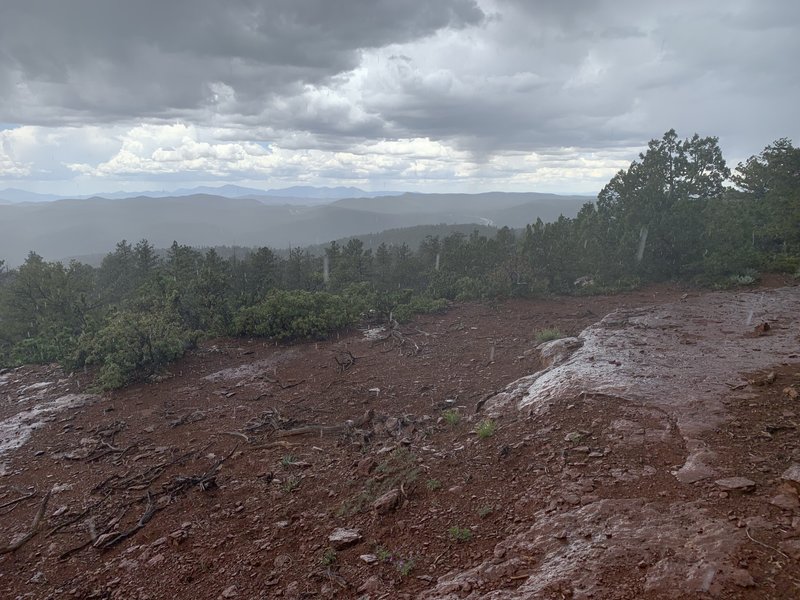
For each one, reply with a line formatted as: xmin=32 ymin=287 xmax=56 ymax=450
xmin=0 ymin=279 xmax=799 ymax=599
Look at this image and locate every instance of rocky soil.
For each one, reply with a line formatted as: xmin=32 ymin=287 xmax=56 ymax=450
xmin=0 ymin=277 xmax=799 ymax=599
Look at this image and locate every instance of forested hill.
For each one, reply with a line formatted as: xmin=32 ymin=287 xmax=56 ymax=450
xmin=0 ymin=191 xmax=586 ymax=267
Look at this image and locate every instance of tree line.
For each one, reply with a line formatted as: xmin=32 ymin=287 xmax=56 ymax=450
xmin=0 ymin=131 xmax=797 ymax=388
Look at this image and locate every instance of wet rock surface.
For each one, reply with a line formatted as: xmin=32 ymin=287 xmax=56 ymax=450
xmin=0 ymin=277 xmax=798 ymax=599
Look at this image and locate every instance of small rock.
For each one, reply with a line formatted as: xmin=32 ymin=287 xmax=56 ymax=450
xmin=778 ymin=539 xmax=800 ymax=560
xmin=562 ymin=493 xmax=581 ymax=506
xmin=169 ymin=529 xmax=189 ymax=542
xmin=372 ymin=489 xmax=400 ymax=514
xmin=793 ymin=516 xmax=800 ymax=532
xmin=784 ymin=387 xmax=799 ymax=400
xmin=221 ymin=585 xmax=238 ymax=598
xmin=360 ymin=554 xmax=378 ymax=564
xmin=328 ymin=527 xmax=362 ymax=549
xmin=28 ymin=571 xmax=47 ymax=584
xmin=118 ymin=559 xmax=139 ymax=571
xmin=564 ymin=431 xmax=583 ymax=443
xmin=782 ymin=464 xmax=800 ymax=486
xmin=356 ymin=457 xmax=376 ymax=477
xmin=754 ymin=322 xmax=771 ymax=335
xmin=731 ymin=568 xmax=755 ymax=588
xmin=284 ymin=581 xmax=300 ymax=599
xmin=770 ymin=493 xmax=800 ymax=511
xmin=358 ymin=576 xmax=382 ymax=594
xmin=274 ymin=520 xmax=290 ymax=529
xmin=146 ymin=553 xmax=165 ymax=567
xmin=714 ymin=477 xmax=756 ymax=492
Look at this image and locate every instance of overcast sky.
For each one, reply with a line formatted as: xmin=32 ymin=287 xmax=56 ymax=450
xmin=0 ymin=0 xmax=798 ymax=196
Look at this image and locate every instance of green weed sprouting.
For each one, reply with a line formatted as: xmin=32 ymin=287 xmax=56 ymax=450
xmin=476 ymin=419 xmax=497 ymax=439
xmin=448 ymin=526 xmax=473 ymax=543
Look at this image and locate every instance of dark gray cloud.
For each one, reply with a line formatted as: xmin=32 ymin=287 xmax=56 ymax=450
xmin=0 ymin=0 xmax=483 ymax=123
xmin=362 ymin=0 xmax=800 ymax=156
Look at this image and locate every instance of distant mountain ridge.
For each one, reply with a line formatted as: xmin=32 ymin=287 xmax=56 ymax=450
xmin=0 ymin=191 xmax=591 ymax=266
xmin=0 ymin=185 xmax=403 ymax=203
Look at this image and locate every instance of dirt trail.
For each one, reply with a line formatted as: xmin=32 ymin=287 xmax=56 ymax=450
xmin=0 ymin=278 xmax=799 ymax=599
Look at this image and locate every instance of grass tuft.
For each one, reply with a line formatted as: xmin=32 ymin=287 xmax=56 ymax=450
xmin=535 ymin=328 xmax=564 ymax=343
xmin=476 ymin=418 xmax=497 ymax=439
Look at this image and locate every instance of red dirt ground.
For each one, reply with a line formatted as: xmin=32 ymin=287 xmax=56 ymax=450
xmin=0 ymin=276 xmax=798 ymax=599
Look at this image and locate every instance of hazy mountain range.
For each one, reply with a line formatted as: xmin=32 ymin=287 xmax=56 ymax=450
xmin=0 ymin=190 xmax=591 ymax=266
xmin=0 ymin=185 xmax=401 ymax=204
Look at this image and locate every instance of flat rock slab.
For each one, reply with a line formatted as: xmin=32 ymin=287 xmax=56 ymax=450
xmin=487 ymin=287 xmax=800 ymax=439
xmin=328 ymin=528 xmax=362 ymax=549
xmin=715 ymin=477 xmax=756 ymax=491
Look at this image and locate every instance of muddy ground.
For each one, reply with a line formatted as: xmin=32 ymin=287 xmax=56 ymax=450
xmin=0 ymin=277 xmax=799 ymax=599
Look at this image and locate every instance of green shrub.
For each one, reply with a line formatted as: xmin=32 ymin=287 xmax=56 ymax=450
xmin=396 ymin=558 xmax=415 ymax=577
xmin=375 ymin=546 xmax=391 ymax=562
xmin=454 ymin=276 xmax=488 ymax=301
xmin=571 ymin=276 xmax=642 ymax=296
xmin=763 ymin=254 xmax=800 ymax=274
xmin=77 ymin=309 xmax=196 ymax=390
xmin=426 ymin=478 xmax=442 ymax=491
xmin=391 ymin=295 xmax=448 ymax=323
xmin=234 ymin=290 xmax=357 ymax=341
xmin=728 ymin=273 xmax=758 ymax=286
xmin=320 ymin=548 xmax=337 ymax=566
xmin=11 ymin=327 xmax=78 ymax=366
xmin=448 ymin=526 xmax=473 ymax=543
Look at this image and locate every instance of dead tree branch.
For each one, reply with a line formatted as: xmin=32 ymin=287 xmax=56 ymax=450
xmin=0 ymin=489 xmax=52 ymax=555
xmin=94 ymin=492 xmax=157 ymax=550
xmin=0 ymin=490 xmax=36 ymax=512
xmin=274 ymin=410 xmax=374 ymax=438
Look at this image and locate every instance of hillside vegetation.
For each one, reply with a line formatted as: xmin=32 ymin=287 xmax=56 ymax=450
xmin=0 ymin=131 xmax=798 ymax=389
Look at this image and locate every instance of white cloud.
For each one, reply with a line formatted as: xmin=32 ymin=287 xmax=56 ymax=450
xmin=54 ymin=122 xmax=632 ymax=192
xmin=0 ymin=129 xmax=33 ymax=176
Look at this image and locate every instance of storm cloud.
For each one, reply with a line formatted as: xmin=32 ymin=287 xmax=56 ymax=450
xmin=0 ymin=0 xmax=797 ymax=194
